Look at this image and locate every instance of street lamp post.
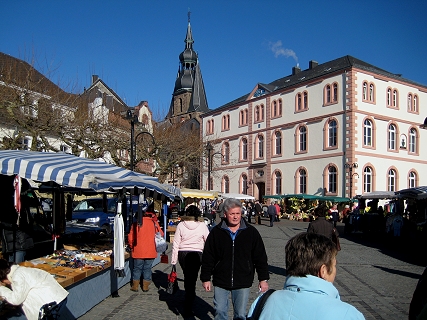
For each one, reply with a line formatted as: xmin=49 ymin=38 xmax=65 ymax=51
xmin=345 ymin=162 xmax=358 ymax=198
xmin=126 ymin=110 xmax=155 ymax=172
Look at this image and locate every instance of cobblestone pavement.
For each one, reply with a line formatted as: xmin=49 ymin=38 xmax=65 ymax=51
xmin=79 ymin=218 xmax=425 ymax=320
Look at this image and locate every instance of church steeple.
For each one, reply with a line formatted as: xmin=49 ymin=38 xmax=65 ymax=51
xmin=166 ymin=13 xmax=209 ymax=123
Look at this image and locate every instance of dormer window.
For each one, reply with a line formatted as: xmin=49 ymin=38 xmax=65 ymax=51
xmin=253 ymin=88 xmax=265 ymax=98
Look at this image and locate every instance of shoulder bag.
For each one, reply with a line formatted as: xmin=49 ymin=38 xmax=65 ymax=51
xmin=247 ymin=289 xmax=275 ymax=320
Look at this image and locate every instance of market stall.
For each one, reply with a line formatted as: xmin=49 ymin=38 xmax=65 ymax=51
xmin=0 ymin=150 xmax=179 ymax=319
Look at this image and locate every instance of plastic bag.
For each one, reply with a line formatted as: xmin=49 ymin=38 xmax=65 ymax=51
xmin=155 ymin=232 xmax=168 ymax=253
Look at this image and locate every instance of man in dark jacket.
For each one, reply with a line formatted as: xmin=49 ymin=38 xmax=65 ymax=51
xmin=307 ymin=204 xmax=337 ymax=241
xmin=200 ymin=198 xmax=269 ymax=320
xmin=254 ymin=200 xmax=263 ymax=225
xmin=267 ymin=201 xmax=277 ymax=227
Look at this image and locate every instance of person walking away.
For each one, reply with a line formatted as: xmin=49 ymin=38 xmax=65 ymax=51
xmin=171 ymin=205 xmax=209 ymax=317
xmin=246 ymin=202 xmax=253 ymax=224
xmin=128 ymin=202 xmax=163 ymax=292
xmin=329 ymin=204 xmax=339 ymax=228
xmin=307 ymin=204 xmax=340 ymax=248
xmin=274 ymin=201 xmax=281 ymax=222
xmin=0 ymin=259 xmax=69 ymax=320
xmin=267 ymin=201 xmax=277 ymax=227
xmin=247 ymin=233 xmax=365 ymax=319
xmin=254 ymin=201 xmax=262 ymax=225
xmin=200 ymin=198 xmax=269 ymax=320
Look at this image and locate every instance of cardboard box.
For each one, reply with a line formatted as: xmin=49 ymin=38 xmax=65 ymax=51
xmin=55 ymin=275 xmax=73 ymax=288
xmin=69 ymin=270 xmax=86 ymax=283
xmin=83 ymin=267 xmax=98 ymax=277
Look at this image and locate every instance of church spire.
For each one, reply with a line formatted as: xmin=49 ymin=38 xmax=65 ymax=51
xmin=165 ymin=13 xmax=209 ymax=122
xmin=185 ymin=9 xmax=194 ymax=50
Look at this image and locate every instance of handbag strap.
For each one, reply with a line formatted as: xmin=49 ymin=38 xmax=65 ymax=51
xmin=248 ymin=289 xmax=275 ymax=320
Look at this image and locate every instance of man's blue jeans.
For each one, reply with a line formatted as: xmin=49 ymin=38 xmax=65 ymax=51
xmin=213 ymin=286 xmax=250 ymax=320
xmin=132 ymin=258 xmax=154 ymax=281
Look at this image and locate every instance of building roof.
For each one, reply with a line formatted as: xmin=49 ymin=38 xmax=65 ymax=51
xmin=202 ymin=55 xmax=427 ymax=116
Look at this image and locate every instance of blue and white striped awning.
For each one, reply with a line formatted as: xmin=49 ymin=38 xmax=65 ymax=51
xmin=0 ymin=150 xmax=179 ymax=200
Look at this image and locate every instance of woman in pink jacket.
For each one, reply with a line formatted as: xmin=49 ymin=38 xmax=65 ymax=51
xmin=171 ymin=205 xmax=209 ymax=317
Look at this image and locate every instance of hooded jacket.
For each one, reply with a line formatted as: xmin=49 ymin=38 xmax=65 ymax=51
xmin=171 ymin=216 xmax=210 ymax=265
xmin=200 ymin=218 xmax=269 ymax=290
xmin=0 ymin=265 xmax=69 ymax=320
xmin=128 ymin=213 xmax=163 ymax=259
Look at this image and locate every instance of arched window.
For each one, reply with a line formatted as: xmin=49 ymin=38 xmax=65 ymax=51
xmin=409 ymin=128 xmax=417 ymax=153
xmin=223 ymin=142 xmax=230 ymax=163
xmin=369 ymin=83 xmax=375 ymax=102
xmin=258 ymin=135 xmax=264 ymax=158
xmin=387 ymin=88 xmax=391 ymax=106
xmin=387 ymin=169 xmax=396 ymax=192
xmin=272 ymin=100 xmax=277 ymax=117
xmin=275 ymin=171 xmax=282 ymax=195
xmin=275 ymin=131 xmax=282 ymax=155
xmin=278 ymin=99 xmax=282 ymax=115
xmin=241 ymin=138 xmax=248 ymax=160
xmin=408 ymin=171 xmax=417 ymax=188
xmin=388 ymin=124 xmax=396 ymax=150
xmin=326 ymin=85 xmax=331 ymax=103
xmin=255 ymin=106 xmax=260 ymax=122
xmin=333 ymin=83 xmax=338 ymax=101
xmin=303 ymin=92 xmax=308 ymax=109
xmin=299 ymin=126 xmax=307 ymax=152
xmin=328 ymin=166 xmax=337 ymax=194
xmin=393 ymin=90 xmax=398 ymax=108
xmin=223 ymin=176 xmax=230 ymax=193
xmin=240 ymin=111 xmax=244 ymax=126
xmin=414 ymin=95 xmax=418 ymax=112
xmin=328 ymin=120 xmax=337 ymax=147
xmin=260 ymin=105 xmax=264 ymax=120
xmin=363 ymin=82 xmax=368 ymax=100
xmin=299 ymin=169 xmax=307 ymax=194
xmin=241 ymin=174 xmax=248 ymax=194
xmin=297 ymin=93 xmax=302 ymax=110
xmin=363 ymin=167 xmax=373 ymax=193
xmin=408 ymin=94 xmax=413 ymax=111
xmin=244 ymin=109 xmax=248 ymax=124
xmin=364 ymin=119 xmax=373 ymax=147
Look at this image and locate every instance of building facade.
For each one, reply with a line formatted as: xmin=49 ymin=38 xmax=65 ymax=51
xmin=201 ymin=56 xmax=427 ymax=201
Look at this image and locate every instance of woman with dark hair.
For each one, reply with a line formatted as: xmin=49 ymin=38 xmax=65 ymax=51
xmin=171 ymin=205 xmax=209 ymax=317
xmin=128 ymin=202 xmax=163 ymax=293
xmin=0 ymin=259 xmax=68 ymax=320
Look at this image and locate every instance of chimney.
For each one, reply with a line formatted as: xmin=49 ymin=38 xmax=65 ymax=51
xmin=292 ymin=65 xmax=301 ymax=75
xmin=309 ymin=60 xmax=318 ymax=69
xmin=92 ymin=75 xmax=99 ymax=84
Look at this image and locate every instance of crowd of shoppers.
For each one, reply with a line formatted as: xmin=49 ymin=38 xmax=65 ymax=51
xmin=125 ymin=197 xmax=366 ymax=320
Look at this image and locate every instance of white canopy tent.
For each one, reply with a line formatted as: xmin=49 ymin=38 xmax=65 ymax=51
xmin=220 ymin=193 xmax=255 ymax=201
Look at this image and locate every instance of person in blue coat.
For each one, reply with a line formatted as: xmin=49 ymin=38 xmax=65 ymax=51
xmin=247 ymin=232 xmax=365 ymax=320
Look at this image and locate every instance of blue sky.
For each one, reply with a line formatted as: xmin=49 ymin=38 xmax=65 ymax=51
xmin=1 ymin=1 xmax=426 ymax=120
